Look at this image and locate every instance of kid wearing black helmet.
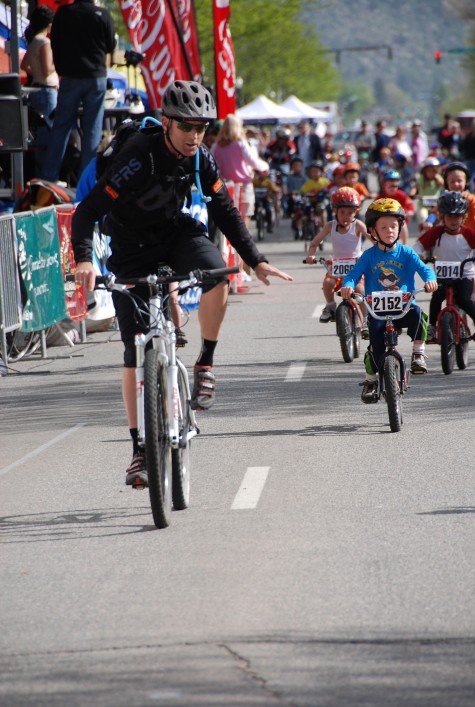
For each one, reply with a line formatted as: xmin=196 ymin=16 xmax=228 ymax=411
xmin=72 ymin=80 xmax=292 ymax=488
xmin=414 ymin=190 xmax=475 ymax=342
xmin=341 ymin=198 xmax=437 ymax=403
xmin=422 ymin=161 xmax=475 ymax=231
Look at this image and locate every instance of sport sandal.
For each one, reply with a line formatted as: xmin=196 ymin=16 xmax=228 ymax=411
xmin=125 ymin=451 xmax=148 ymax=489
xmin=191 ymin=365 xmax=216 ymax=410
xmin=359 ymin=380 xmax=379 ymax=404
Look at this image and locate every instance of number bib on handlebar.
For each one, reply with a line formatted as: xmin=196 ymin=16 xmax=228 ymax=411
xmin=331 ymin=258 xmax=357 ymax=277
xmin=370 ymin=291 xmax=407 ymax=314
xmin=435 ymin=261 xmax=461 ymax=279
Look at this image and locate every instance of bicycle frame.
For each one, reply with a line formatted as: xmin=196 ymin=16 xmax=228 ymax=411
xmin=319 ymin=257 xmax=364 ymax=328
xmin=354 ymin=289 xmax=424 ymax=397
xmin=136 ymin=284 xmax=198 ymax=454
xmin=433 ymin=257 xmax=475 ymax=346
xmin=104 ymin=275 xmax=199 ymax=456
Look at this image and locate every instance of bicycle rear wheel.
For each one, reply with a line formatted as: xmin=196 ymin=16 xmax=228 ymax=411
xmin=455 ymin=322 xmax=469 ymax=370
xmin=383 ymin=355 xmax=403 ymax=433
xmin=172 ymin=363 xmax=191 ymax=511
xmin=335 ymin=302 xmax=354 ymax=363
xmin=144 ymin=349 xmax=172 ymax=528
xmin=440 ymin=311 xmax=455 ymax=375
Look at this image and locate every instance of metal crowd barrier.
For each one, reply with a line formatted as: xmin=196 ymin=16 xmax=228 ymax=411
xmin=0 ymin=213 xmax=22 ymax=369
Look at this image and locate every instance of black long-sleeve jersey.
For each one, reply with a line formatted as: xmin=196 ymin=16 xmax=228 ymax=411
xmin=71 ymin=131 xmax=268 ymax=270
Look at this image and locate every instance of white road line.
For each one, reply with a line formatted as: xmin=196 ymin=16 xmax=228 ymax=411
xmin=231 ymin=467 xmax=270 ymax=510
xmin=312 ymin=305 xmax=321 ymax=318
xmin=285 ymin=363 xmax=306 ymax=382
xmin=0 ymin=424 xmax=86 ymax=477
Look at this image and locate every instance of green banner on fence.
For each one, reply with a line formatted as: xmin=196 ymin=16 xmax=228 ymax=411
xmin=15 ymin=207 xmax=67 ymax=332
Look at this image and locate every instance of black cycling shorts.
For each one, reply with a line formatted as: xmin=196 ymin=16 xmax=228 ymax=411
xmin=109 ymin=224 xmax=227 ymax=367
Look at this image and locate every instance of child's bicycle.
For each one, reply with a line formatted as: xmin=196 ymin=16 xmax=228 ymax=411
xmin=351 ymin=288 xmax=425 ymax=433
xmin=425 ymin=256 xmax=475 ymax=375
xmin=304 ymin=256 xmax=365 ymax=363
xmin=71 ymin=265 xmax=238 ymax=529
xmin=253 ymin=187 xmax=268 ymax=242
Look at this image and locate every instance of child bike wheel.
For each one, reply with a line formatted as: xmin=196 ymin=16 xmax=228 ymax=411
xmin=144 ymin=349 xmax=173 ymax=528
xmin=353 ymin=324 xmax=361 ymax=359
xmin=172 ymin=363 xmax=191 ymax=511
xmin=455 ymin=322 xmax=469 ymax=370
xmin=335 ymin=302 xmax=355 ymax=363
xmin=383 ymin=355 xmax=403 ymax=433
xmin=256 ymin=208 xmax=265 ymax=241
xmin=440 ymin=311 xmax=456 ymax=375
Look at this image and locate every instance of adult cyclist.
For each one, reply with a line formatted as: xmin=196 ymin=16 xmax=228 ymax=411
xmin=72 ymin=80 xmax=292 ymax=487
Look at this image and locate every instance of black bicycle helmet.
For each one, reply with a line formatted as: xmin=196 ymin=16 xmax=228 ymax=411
xmin=161 ymin=80 xmax=217 ymax=121
xmin=443 ymin=161 xmax=470 ymax=189
xmin=437 ymin=190 xmax=469 ymax=215
xmin=365 ymin=198 xmax=406 ymax=231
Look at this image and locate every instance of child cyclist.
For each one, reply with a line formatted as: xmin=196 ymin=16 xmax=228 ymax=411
xmin=341 ymin=198 xmax=438 ymax=404
xmin=305 ymin=187 xmax=371 ymax=331
xmin=414 ymin=191 xmax=475 ymax=342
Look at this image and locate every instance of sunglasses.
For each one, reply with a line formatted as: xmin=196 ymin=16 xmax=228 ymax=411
xmin=174 ymin=120 xmax=209 ymax=134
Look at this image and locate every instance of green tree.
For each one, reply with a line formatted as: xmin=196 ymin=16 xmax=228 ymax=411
xmin=194 ymin=0 xmax=341 ymax=103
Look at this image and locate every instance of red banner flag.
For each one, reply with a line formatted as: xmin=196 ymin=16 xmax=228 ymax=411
xmin=119 ymin=0 xmax=202 ymax=110
xmin=213 ymin=0 xmax=236 ymax=118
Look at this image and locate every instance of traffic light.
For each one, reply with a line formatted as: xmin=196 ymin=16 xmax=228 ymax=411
xmin=434 ymin=51 xmax=442 ymax=64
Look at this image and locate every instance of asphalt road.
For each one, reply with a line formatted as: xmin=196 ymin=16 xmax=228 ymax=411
xmin=1 ymin=218 xmax=474 ymax=706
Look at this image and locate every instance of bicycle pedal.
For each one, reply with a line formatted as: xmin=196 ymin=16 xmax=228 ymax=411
xmin=132 ymin=480 xmax=146 ymax=490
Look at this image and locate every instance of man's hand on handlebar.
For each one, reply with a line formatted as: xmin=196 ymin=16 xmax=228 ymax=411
xmin=254 ymin=262 xmax=293 ymax=286
xmin=75 ymin=262 xmax=96 ymax=292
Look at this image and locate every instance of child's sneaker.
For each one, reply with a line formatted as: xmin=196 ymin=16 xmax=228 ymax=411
xmin=359 ymin=379 xmax=379 ymax=404
xmin=411 ymin=352 xmax=428 ymax=374
xmin=426 ymin=323 xmax=437 ymax=343
xmin=361 ymin=319 xmax=369 ymax=339
xmin=320 ymin=304 xmax=336 ymax=322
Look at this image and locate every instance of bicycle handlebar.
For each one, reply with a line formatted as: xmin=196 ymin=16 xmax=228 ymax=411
xmin=351 ymin=288 xmax=425 ymax=321
xmin=66 ymin=266 xmax=240 ymax=290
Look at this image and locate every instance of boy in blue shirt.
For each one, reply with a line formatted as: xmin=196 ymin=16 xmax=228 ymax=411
xmin=341 ymin=198 xmax=438 ymax=403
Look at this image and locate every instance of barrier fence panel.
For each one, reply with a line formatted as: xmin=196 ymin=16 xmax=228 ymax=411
xmin=0 ymin=213 xmax=22 ymax=367
xmin=14 ymin=206 xmax=67 ymax=332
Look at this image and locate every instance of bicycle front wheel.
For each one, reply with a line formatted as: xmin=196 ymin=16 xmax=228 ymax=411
xmin=335 ymin=303 xmax=354 ymax=363
xmin=172 ymin=363 xmax=191 ymax=511
xmin=144 ymin=349 xmax=172 ymax=528
xmin=255 ymin=206 xmax=265 ymax=241
xmin=383 ymin=355 xmax=403 ymax=433
xmin=440 ymin=311 xmax=455 ymax=375
xmin=455 ymin=321 xmax=469 ymax=370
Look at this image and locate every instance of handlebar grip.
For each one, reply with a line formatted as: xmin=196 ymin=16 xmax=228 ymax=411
xmin=200 ymin=266 xmax=240 ymax=279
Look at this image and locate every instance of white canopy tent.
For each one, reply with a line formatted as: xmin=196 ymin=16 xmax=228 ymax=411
xmin=280 ymin=95 xmax=329 ymax=121
xmin=236 ymin=95 xmax=301 ymax=122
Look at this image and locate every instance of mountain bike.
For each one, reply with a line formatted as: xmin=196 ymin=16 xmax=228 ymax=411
xmin=351 ymin=289 xmax=424 ymax=433
xmin=425 ymin=256 xmax=475 ymax=375
xmin=74 ymin=265 xmax=238 ymax=529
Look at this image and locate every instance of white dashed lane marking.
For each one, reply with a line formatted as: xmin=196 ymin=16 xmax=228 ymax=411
xmin=285 ymin=363 xmax=306 ymax=382
xmin=0 ymin=424 xmax=85 ymax=477
xmin=231 ymin=467 xmax=270 ymax=510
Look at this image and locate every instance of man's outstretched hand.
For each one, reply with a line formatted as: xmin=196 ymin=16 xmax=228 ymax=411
xmin=254 ymin=262 xmax=294 ymax=286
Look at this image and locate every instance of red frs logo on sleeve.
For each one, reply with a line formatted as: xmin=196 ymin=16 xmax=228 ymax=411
xmin=104 ymin=185 xmax=119 ymax=199
xmin=212 ymin=179 xmax=224 ymax=193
